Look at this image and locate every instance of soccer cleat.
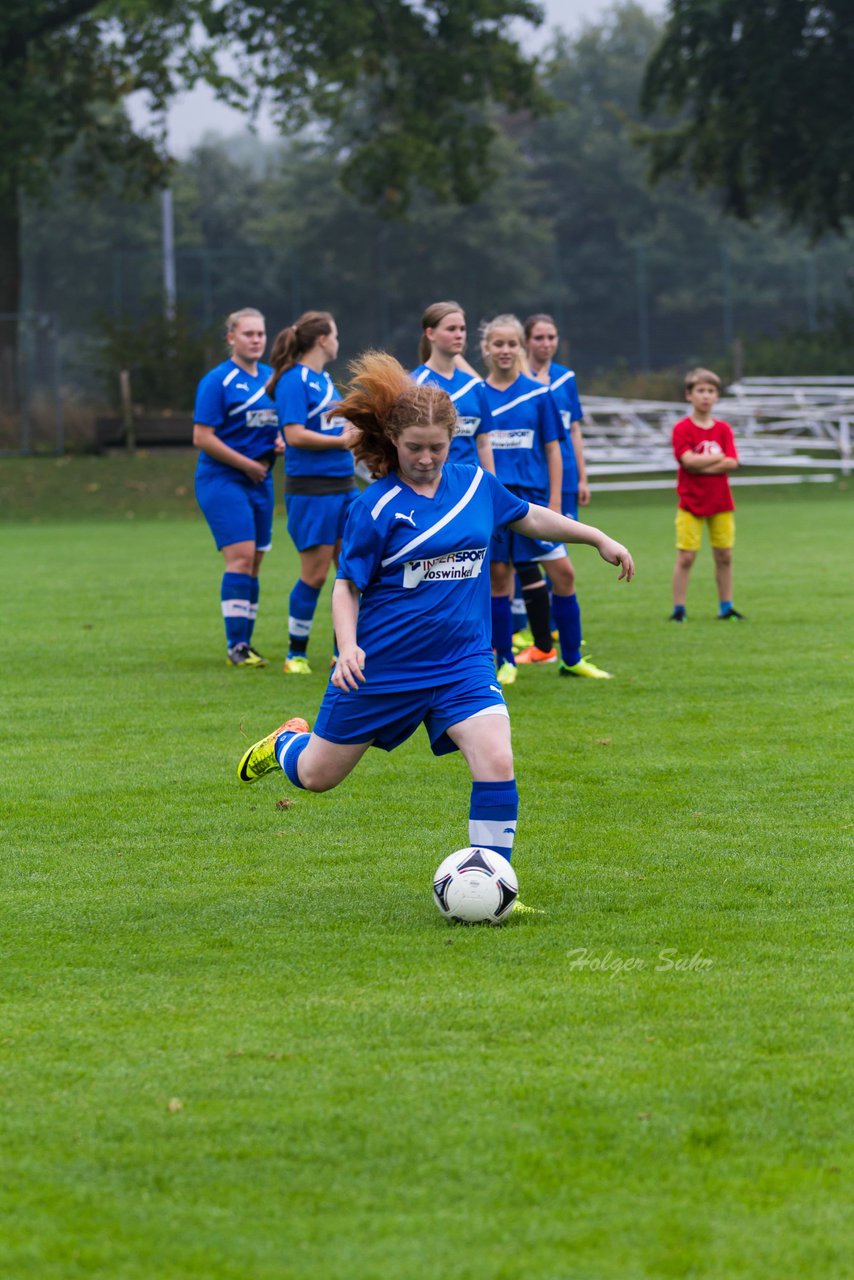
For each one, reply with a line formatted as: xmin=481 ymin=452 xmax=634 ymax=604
xmin=669 ymin=610 xmax=686 ymax=622
xmin=513 ymin=900 xmax=545 ymax=916
xmin=227 ymin=642 xmax=267 ymax=668
xmin=559 ymin=656 xmax=613 ymax=679
xmin=512 ymin=628 xmax=534 ymax=655
xmin=515 ymin=645 xmax=558 ymax=665
xmin=238 ymin=717 xmax=310 ymax=783
xmin=283 ymin=655 xmax=312 ymax=675
xmin=718 ymin=607 xmax=745 ymax=621
xmin=496 ymin=660 xmax=517 ymax=687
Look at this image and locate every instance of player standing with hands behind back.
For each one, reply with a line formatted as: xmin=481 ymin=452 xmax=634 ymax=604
xmin=671 ymin=368 xmax=743 ymax=622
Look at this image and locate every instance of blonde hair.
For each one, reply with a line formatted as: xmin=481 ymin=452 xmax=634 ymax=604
xmin=684 ymin=367 xmax=721 ymax=393
xmin=337 ymin=350 xmax=456 ymax=478
xmin=480 ymin=313 xmax=529 ymax=377
xmin=419 ymin=300 xmax=465 ymax=364
xmin=267 ymin=311 xmax=335 ymax=396
xmin=226 ymin=308 xmax=264 ymax=333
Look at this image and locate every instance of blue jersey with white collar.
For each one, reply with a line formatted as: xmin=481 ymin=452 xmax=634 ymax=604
xmin=275 ymin=364 xmax=354 ymax=479
xmin=546 ymin=361 xmax=583 ymax=494
xmin=410 ymin=365 xmax=494 ymax=465
xmin=193 ymin=359 xmax=279 ymax=475
xmin=337 ymin=463 xmax=528 ymax=691
xmin=482 ymin=373 xmax=563 ymax=503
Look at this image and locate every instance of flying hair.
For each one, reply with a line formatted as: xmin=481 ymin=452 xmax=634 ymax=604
xmin=337 ymin=350 xmax=456 ymax=479
xmin=266 ymin=311 xmax=335 ymax=396
xmin=419 ymin=300 xmax=465 ymax=364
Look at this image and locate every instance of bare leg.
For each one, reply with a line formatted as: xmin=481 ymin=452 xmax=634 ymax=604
xmin=294 ymin=734 xmax=373 ymax=793
xmin=672 ymin=550 xmax=696 ymax=607
xmin=712 ymin=546 xmax=733 ymax=603
xmin=445 ymin=713 xmax=514 ymax=781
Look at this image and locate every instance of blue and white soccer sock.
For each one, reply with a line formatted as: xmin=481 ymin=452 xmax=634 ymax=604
xmin=275 ymin=728 xmax=311 ymax=790
xmin=288 ymin=579 xmax=320 ymax=656
xmin=247 ymin=576 xmax=260 ymax=644
xmin=469 ymin=780 xmax=519 ymax=862
xmin=491 ymin=595 xmax=515 ymax=668
xmin=511 ymin=573 xmax=527 ymax=632
xmin=553 ymin=592 xmax=583 ymax=667
xmin=221 ymin=572 xmax=253 ymax=650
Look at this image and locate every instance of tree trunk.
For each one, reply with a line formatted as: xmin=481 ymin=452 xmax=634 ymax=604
xmin=0 ymin=197 xmax=21 ymax=414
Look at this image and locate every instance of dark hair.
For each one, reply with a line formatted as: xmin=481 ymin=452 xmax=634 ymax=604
xmin=524 ymin=313 xmax=558 ymax=341
xmin=266 ymin=311 xmax=335 ymax=396
xmin=419 ymin=300 xmax=465 ymax=364
xmin=337 ymin=350 xmax=456 ymax=478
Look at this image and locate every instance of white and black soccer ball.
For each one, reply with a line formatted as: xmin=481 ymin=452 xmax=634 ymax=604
xmin=432 ymin=847 xmax=518 ymax=924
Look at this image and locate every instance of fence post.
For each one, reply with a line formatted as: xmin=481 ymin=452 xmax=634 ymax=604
xmin=120 ymin=369 xmax=135 ymax=455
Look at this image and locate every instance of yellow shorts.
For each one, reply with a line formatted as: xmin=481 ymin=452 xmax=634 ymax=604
xmin=676 ymin=509 xmax=735 ymax=551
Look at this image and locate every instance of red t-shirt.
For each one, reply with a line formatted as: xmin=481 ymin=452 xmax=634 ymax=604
xmin=672 ymin=417 xmax=738 ymax=517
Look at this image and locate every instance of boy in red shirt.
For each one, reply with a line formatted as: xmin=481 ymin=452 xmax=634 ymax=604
xmin=670 ymin=367 xmax=743 ymax=621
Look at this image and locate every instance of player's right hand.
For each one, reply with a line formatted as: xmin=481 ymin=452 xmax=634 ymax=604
xmin=597 ymin=537 xmax=634 ymax=582
xmin=332 ymin=646 xmax=367 ymax=691
xmin=243 ymin=458 xmax=270 ymax=483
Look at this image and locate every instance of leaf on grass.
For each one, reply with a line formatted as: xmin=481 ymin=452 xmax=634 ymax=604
xmin=86 ymin=482 xmax=100 ymax=493
xmin=638 ymin=1111 xmax=652 ymax=1121
xmin=276 ymin=798 xmax=294 ymax=809
xmin=167 ymin=1098 xmax=183 ymax=1113
xmin=174 ymin=485 xmax=188 ymax=496
xmin=596 ymin=738 xmax=612 ymax=746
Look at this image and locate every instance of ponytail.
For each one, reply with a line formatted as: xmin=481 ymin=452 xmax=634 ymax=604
xmin=266 ymin=310 xmax=335 ymax=397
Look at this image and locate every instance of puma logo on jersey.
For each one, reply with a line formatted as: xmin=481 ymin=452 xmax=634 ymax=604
xmin=395 ymin=510 xmax=417 ymax=527
xmin=235 ymin=382 xmax=250 ymax=392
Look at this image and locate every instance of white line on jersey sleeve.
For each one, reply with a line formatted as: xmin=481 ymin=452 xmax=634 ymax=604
xmin=549 ymin=368 xmax=576 ymax=391
xmin=306 ymin=382 xmax=335 ymax=420
xmin=380 ymin=468 xmax=484 ymax=567
xmin=222 ymin=367 xmax=240 ymax=386
xmin=450 ymin=376 xmax=482 ymax=403
xmin=490 ymin=384 xmax=550 ymax=418
xmin=371 ymin=485 xmax=402 ymax=520
xmin=414 ymin=368 xmax=431 ymax=385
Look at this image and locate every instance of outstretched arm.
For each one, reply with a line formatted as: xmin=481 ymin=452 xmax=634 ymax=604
xmin=511 ymin=506 xmax=634 ymax=581
xmin=331 ymin=579 xmax=366 ymax=690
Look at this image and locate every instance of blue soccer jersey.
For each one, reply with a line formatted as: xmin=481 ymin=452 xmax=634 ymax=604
xmin=274 ymin=364 xmax=354 ymax=479
xmin=546 ymin=361 xmax=584 ymax=495
xmin=193 ymin=360 xmax=279 ymax=474
xmin=482 ymin=374 xmax=563 ymax=502
xmin=411 ymin=365 xmax=494 ymax=466
xmin=337 ymin=464 xmax=528 ymax=691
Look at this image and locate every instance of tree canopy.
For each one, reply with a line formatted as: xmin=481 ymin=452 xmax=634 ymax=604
xmin=640 ymin=0 xmax=854 ymax=236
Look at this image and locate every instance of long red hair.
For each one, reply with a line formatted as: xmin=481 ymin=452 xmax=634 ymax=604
xmin=338 ymin=351 xmax=455 ymax=478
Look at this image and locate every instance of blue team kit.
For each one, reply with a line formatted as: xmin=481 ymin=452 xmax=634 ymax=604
xmin=411 ymin=365 xmax=495 ymax=466
xmin=546 ymin=360 xmax=584 ymax=512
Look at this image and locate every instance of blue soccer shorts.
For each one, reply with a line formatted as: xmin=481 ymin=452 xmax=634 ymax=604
xmin=285 ymin=489 xmax=358 ymax=551
xmin=195 ymin=467 xmax=274 ymax=551
xmin=490 ymin=524 xmax=568 ymax=568
xmin=312 ymin=656 xmax=509 ymax=756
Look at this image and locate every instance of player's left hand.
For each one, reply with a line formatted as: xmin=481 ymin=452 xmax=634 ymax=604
xmin=332 ymin=645 xmax=367 ymax=691
xmin=274 ymin=434 xmax=286 ymax=454
xmin=578 ymin=481 xmax=591 ymax=506
xmin=597 ymin=536 xmax=634 ymax=582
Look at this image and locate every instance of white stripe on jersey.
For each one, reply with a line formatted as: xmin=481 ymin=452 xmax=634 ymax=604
xmin=414 ymin=368 xmax=431 ymax=385
xmin=490 ymin=384 xmax=550 ymax=418
xmin=381 ymin=467 xmax=484 ymax=568
xmin=222 ymin=367 xmax=240 ymax=387
xmin=371 ymin=485 xmax=402 ymax=520
xmin=228 ymin=385 xmax=267 ymax=417
xmin=450 ymin=376 xmax=482 ymax=403
xmin=549 ymin=368 xmax=576 ymax=390
xmin=306 ymin=383 xmax=335 ymax=420
xmin=301 ymin=366 xmax=309 ymax=383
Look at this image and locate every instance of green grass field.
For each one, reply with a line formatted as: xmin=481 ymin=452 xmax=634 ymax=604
xmin=2 ymin=456 xmax=852 ymax=1279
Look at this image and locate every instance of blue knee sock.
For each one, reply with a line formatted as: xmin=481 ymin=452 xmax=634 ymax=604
xmin=469 ymin=779 xmax=519 ymax=862
xmin=719 ymin=600 xmax=733 ymax=616
xmin=288 ymin=580 xmax=321 ymax=656
xmin=247 ymin=576 xmax=260 ymax=644
xmin=275 ymin=730 xmax=311 ymax=790
xmin=491 ymin=595 xmax=515 ymax=667
xmin=221 ymin=572 xmax=253 ymax=649
xmin=553 ymin=592 xmax=582 ymax=667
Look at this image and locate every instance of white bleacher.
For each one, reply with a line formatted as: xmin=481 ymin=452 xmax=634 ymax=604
xmin=581 ymin=379 xmax=852 ymax=491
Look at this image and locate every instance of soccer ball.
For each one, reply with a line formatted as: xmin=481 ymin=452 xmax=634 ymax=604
xmin=432 ymin=847 xmax=518 ymax=924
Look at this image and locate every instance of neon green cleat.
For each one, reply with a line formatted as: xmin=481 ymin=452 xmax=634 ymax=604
xmin=559 ymin=656 xmax=613 ymax=679
xmin=512 ymin=628 xmax=533 ymax=655
xmin=283 ymin=655 xmax=312 ymax=675
xmin=513 ymin=900 xmax=545 ymax=916
xmin=227 ymin=642 xmax=267 ymax=668
xmin=496 ymin=660 xmax=517 ymax=686
xmin=238 ymin=717 xmax=310 ymax=783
